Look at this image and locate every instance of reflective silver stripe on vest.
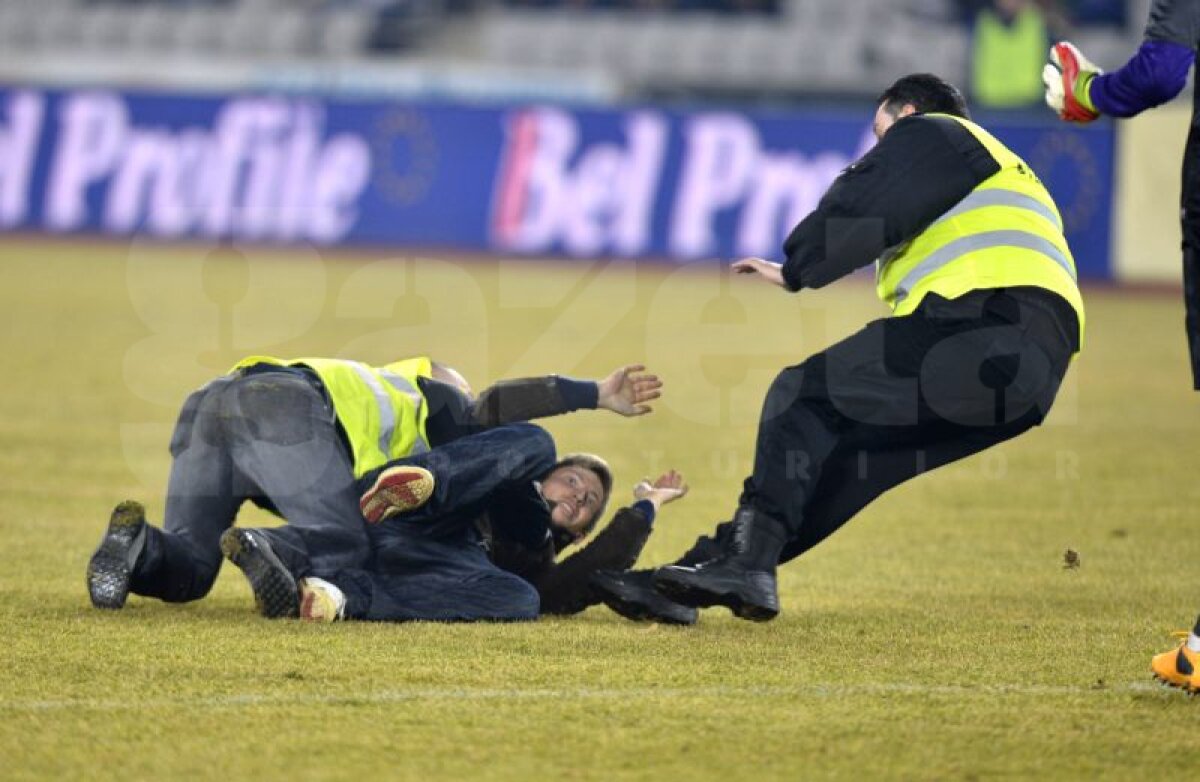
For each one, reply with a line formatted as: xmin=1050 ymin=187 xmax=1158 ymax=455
xmin=892 ymin=230 xmax=1076 ymax=304
xmin=379 ymin=370 xmax=430 ymax=454
xmin=349 ymin=363 xmax=397 ymax=457
xmin=933 ymin=188 xmax=1063 ymax=231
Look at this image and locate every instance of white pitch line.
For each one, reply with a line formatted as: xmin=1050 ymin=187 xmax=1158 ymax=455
xmin=0 ymin=681 xmax=1170 ymax=712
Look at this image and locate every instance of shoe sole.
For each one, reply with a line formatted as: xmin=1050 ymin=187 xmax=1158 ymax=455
xmin=592 ymin=576 xmax=697 ymax=626
xmin=86 ymin=500 xmax=147 ymax=610
xmin=360 ymin=466 xmax=435 ymax=524
xmin=1152 ymin=671 xmax=1199 ymax=694
xmin=654 ymin=570 xmax=778 ymax=623
xmin=220 ymin=529 xmax=299 ymax=619
xmin=599 ymin=591 xmax=697 ymax=626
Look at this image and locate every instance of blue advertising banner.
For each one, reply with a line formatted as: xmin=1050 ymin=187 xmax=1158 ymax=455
xmin=0 ymin=87 xmax=1114 ymax=277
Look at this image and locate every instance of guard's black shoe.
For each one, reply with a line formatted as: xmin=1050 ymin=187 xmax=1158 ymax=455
xmin=591 ymin=569 xmax=697 ymax=626
xmin=87 ymin=500 xmax=148 ymax=609
xmin=652 ymin=507 xmax=788 ymax=622
xmin=220 ymin=528 xmax=299 ymax=619
xmin=652 ymin=562 xmax=780 ymax=621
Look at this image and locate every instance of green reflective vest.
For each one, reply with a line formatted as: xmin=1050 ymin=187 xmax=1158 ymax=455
xmin=876 ymin=115 xmax=1085 ymax=348
xmin=230 ymin=355 xmax=433 ymax=478
xmin=972 ymin=7 xmax=1048 ymax=108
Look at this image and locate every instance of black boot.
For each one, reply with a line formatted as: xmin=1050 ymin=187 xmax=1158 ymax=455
xmin=590 ymin=519 xmax=738 ymax=626
xmin=87 ymin=500 xmax=148 ymax=610
xmin=590 ymin=569 xmax=698 ymax=626
xmin=652 ymin=508 xmax=788 ymax=621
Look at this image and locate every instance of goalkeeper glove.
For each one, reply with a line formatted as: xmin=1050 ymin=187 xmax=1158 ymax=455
xmin=1043 ymin=41 xmax=1101 ymax=123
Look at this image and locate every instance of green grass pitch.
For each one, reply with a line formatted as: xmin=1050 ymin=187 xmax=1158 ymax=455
xmin=2 ymin=239 xmax=1199 ymax=780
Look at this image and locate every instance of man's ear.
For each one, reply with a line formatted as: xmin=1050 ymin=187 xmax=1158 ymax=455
xmin=898 ymin=103 xmax=918 ymax=119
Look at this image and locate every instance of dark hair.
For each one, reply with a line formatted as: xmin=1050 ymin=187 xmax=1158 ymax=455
xmin=877 ymin=73 xmax=970 ymax=120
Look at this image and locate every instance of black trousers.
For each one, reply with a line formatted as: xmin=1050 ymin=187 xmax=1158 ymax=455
xmin=692 ymin=287 xmax=1077 ymax=564
xmin=1181 ymin=87 xmax=1200 ymax=389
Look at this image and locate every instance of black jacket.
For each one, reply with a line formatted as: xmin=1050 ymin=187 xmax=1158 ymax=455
xmin=780 ymin=114 xmax=999 ymax=292
xmin=484 ymin=505 xmax=652 ymax=616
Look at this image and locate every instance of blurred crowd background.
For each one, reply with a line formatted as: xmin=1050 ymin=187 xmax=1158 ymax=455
xmin=0 ymin=0 xmax=1148 ymax=106
xmin=0 ymin=0 xmax=1177 ymax=283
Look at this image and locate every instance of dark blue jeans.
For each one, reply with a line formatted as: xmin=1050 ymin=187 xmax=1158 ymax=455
xmin=130 ymin=370 xmax=369 ymax=602
xmin=323 ymin=423 xmax=557 ymax=622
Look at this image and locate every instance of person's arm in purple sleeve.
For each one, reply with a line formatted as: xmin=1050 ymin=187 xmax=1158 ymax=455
xmin=1090 ymin=39 xmax=1195 ymax=117
xmin=1045 ymin=0 xmax=1199 ymax=122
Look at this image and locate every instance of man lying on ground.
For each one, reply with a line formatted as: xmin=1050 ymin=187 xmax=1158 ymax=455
xmin=222 ymin=421 xmax=688 ymax=622
xmin=88 ymin=354 xmax=660 ymax=613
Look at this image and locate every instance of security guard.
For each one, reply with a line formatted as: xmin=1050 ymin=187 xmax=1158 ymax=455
xmin=87 ymin=355 xmax=648 ymax=614
xmin=594 ymin=73 xmax=1083 ymax=624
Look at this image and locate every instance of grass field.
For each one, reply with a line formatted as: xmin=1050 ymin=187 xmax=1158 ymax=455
xmin=3 ymin=238 xmax=1200 ymax=780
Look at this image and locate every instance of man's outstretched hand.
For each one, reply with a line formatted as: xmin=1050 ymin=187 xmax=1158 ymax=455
xmin=731 ymin=257 xmax=787 ymax=288
xmin=597 ymin=364 xmax=662 ymax=416
xmin=633 ymin=470 xmax=689 ymax=511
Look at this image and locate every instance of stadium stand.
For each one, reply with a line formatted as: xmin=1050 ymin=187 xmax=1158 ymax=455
xmin=0 ymin=0 xmax=1148 ymax=99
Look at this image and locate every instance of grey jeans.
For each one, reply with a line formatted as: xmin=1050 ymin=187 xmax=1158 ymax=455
xmin=130 ymin=369 xmax=368 ymax=602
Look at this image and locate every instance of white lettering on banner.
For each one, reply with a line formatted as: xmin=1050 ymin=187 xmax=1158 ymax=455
xmin=42 ymin=92 xmax=371 ymax=243
xmin=673 ymin=118 xmax=878 ymax=258
xmin=310 ymin=135 xmax=372 ymax=243
xmin=0 ymin=91 xmax=44 ymax=228
xmin=734 ymin=151 xmax=851 ymax=257
xmin=670 ymin=114 xmax=761 ymax=257
xmin=492 ymin=107 xmax=877 ymax=259
xmin=491 ymin=108 xmax=667 ymax=256
xmin=47 ymin=92 xmax=128 ymax=230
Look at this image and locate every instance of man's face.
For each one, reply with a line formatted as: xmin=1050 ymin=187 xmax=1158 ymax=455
xmin=539 ymin=465 xmax=605 ymax=543
xmin=872 ymin=101 xmax=916 ymax=140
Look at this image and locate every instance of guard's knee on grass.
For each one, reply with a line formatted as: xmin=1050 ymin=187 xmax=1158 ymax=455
xmin=152 ymin=562 xmax=220 ymax=603
xmin=129 ymin=531 xmax=221 ymax=603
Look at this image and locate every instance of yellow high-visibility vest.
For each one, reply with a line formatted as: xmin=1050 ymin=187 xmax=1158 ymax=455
xmin=972 ymin=7 xmax=1047 ymax=108
xmin=230 ymin=355 xmax=433 ymax=478
xmin=876 ymin=114 xmax=1084 ymax=348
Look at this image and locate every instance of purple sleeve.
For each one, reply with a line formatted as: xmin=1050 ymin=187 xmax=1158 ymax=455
xmin=1090 ymin=39 xmax=1195 ymax=117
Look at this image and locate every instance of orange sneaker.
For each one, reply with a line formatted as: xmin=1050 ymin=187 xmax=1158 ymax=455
xmin=359 ymin=465 xmax=435 ymax=524
xmin=1151 ymin=632 xmax=1200 ymax=692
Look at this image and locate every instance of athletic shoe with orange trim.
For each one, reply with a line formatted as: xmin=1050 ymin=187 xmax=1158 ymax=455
xmin=1151 ymin=632 xmax=1200 ymax=692
xmin=359 ymin=465 xmax=435 ymax=524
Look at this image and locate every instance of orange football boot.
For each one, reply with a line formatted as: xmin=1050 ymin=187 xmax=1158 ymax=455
xmin=1151 ymin=632 xmax=1200 ymax=692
